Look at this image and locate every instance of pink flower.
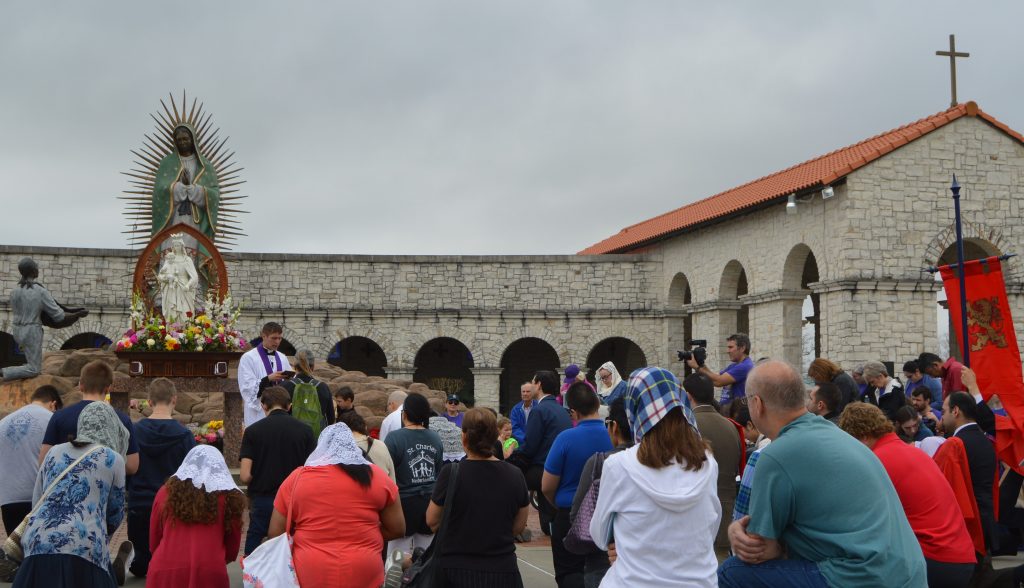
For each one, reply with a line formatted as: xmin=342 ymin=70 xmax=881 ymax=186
xmin=205 ymin=433 xmax=218 ymax=443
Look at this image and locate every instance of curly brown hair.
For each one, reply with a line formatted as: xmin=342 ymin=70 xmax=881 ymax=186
xmin=163 ymin=477 xmax=247 ymax=531
xmin=837 ymin=403 xmax=893 ymax=440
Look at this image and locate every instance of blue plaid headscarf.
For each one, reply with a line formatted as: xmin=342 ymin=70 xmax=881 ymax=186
xmin=625 ymin=367 xmax=699 ymax=444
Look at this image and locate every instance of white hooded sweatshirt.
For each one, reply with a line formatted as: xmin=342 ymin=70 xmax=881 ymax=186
xmin=590 ymin=445 xmax=721 ymax=587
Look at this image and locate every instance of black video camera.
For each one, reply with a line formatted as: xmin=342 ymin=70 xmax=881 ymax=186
xmin=677 ymin=339 xmax=708 ymax=367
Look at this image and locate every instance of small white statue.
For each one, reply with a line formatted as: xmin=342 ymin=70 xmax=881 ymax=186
xmin=158 ymin=234 xmax=199 ymax=323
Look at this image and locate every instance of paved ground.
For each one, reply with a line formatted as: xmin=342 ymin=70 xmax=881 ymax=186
xmin=9 ymin=504 xmax=1018 ymax=587
xmin=1 ymin=506 xmax=558 ymax=587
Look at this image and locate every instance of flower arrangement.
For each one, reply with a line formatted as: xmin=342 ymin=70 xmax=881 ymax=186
xmin=116 ymin=292 xmax=248 ymax=352
xmin=190 ymin=420 xmax=225 ymax=445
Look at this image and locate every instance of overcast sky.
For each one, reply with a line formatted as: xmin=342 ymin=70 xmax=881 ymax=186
xmin=2 ymin=1 xmax=1021 ymax=255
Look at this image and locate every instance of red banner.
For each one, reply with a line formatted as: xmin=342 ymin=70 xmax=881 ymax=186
xmin=940 ymin=256 xmax=1024 ymax=472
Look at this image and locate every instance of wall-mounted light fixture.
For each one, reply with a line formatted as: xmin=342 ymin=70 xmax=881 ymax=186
xmin=821 ymin=186 xmax=835 ymax=199
xmin=786 ymin=194 xmax=797 ymax=215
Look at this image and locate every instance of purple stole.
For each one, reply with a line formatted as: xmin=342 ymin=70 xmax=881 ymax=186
xmin=257 ymin=344 xmax=281 ymax=375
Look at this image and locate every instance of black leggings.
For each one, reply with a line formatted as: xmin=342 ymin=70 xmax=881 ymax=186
xmin=925 ymin=558 xmax=974 ymax=588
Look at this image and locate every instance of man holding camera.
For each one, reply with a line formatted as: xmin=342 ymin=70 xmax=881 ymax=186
xmin=685 ymin=333 xmax=754 ymax=406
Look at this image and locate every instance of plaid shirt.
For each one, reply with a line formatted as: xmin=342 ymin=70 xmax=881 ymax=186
xmin=732 ymin=448 xmax=762 ymax=521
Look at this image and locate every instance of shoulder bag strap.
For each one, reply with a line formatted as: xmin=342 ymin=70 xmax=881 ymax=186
xmin=434 ymin=463 xmax=460 ymax=543
xmin=285 ymin=469 xmax=303 ymax=538
xmin=32 ymin=446 xmax=102 ymax=516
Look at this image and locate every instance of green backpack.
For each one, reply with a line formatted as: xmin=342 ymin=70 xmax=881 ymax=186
xmin=292 ymin=379 xmax=324 ymax=438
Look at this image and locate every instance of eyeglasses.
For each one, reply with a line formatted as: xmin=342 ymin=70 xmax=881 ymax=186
xmin=447 ymin=401 xmax=458 ymax=405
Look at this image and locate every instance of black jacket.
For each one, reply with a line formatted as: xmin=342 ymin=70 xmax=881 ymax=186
xmin=956 ymin=422 xmax=996 ymax=551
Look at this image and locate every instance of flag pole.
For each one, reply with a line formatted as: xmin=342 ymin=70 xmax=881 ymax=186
xmin=950 ymin=174 xmax=970 ymax=367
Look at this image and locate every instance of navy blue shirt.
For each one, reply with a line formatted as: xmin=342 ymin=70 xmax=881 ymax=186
xmin=128 ymin=418 xmax=195 ymax=507
xmin=544 ymin=419 xmax=614 ymax=508
xmin=515 ymin=395 xmax=571 ymax=466
xmin=42 ymin=400 xmax=140 ymax=455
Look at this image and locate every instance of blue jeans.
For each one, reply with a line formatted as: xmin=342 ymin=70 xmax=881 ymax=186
xmin=245 ymin=495 xmax=276 ymax=556
xmin=718 ymin=556 xmax=828 ymax=588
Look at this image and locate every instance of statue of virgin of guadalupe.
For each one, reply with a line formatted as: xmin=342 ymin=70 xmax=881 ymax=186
xmin=151 ymin=124 xmax=220 ymax=253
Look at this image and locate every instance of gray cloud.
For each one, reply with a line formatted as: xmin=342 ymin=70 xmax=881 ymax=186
xmin=1 ymin=1 xmax=1021 ymax=254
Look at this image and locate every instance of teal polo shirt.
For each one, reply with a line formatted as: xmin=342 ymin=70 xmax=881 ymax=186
xmin=747 ymin=412 xmax=926 ymax=587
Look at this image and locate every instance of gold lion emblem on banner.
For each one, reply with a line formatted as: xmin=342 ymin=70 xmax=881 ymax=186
xmin=967 ymin=297 xmax=1009 ymax=351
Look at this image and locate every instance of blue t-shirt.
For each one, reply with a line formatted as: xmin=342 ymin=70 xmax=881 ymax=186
xmin=42 ymin=400 xmax=139 ymax=455
xmin=720 ymin=357 xmax=754 ymax=403
xmin=543 ymin=419 xmax=613 ymax=508
xmin=444 ymin=412 xmax=464 ymax=427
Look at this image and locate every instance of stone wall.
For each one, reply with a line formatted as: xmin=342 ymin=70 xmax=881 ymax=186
xmin=0 ymin=249 xmax=665 ymax=411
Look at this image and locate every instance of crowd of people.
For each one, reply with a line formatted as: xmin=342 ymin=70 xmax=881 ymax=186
xmin=0 ymin=323 xmax=1019 ymax=587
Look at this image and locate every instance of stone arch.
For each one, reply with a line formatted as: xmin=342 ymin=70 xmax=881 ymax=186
xmin=45 ymin=318 xmax=122 ymax=352
xmin=498 ymin=337 xmax=561 ymax=413
xmin=414 ymin=337 xmax=475 ymax=405
xmin=328 ymin=336 xmax=388 ymax=377
xmin=933 ymin=237 xmax=1003 ymax=360
xmin=667 ymin=272 xmax=694 ymax=364
xmin=585 ymin=337 xmax=648 ymax=384
xmin=61 ymin=332 xmax=113 ymax=350
xmin=781 ymin=244 xmax=822 ymax=369
xmin=924 ymin=221 xmax=1017 ymax=280
xmin=0 ymin=331 xmax=25 ymax=369
xmin=493 ymin=326 xmax=571 ymax=366
xmin=719 ymin=260 xmax=749 ymax=300
xmin=249 ymin=336 xmax=298 ymax=357
xmin=719 ymin=259 xmax=750 ymax=339
xmin=328 ymin=325 xmax=396 ymax=366
xmin=668 ymin=272 xmax=692 ymax=307
xmin=404 ymin=327 xmax=479 ymax=367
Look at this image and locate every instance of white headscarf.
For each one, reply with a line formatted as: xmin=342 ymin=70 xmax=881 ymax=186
xmin=172 ymin=445 xmax=240 ymax=493
xmin=305 ymin=423 xmax=371 ymax=467
xmin=595 ymin=361 xmax=623 ymax=396
xmin=430 ymin=416 xmax=466 ymax=462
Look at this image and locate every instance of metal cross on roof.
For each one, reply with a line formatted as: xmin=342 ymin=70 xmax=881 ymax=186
xmin=936 ymin=34 xmax=969 ymax=108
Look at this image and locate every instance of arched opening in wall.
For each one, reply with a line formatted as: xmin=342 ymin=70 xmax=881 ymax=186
xmin=61 ymin=332 xmax=113 ymax=350
xmin=0 ymin=331 xmax=25 ymax=369
xmin=414 ymin=337 xmax=475 ymax=406
xmin=585 ymin=337 xmax=647 ymax=385
xmin=327 ymin=337 xmax=387 ymax=376
xmin=720 ymin=260 xmax=750 ymax=339
xmin=783 ymin=244 xmax=821 ymax=371
xmin=249 ymin=336 xmax=298 ymax=357
xmin=935 ymin=238 xmax=1000 ymax=361
xmin=498 ymin=338 xmax=560 ymax=414
xmin=667 ymin=273 xmax=693 ymax=361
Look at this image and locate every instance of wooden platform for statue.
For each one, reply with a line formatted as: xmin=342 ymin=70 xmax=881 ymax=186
xmin=110 ymin=376 xmax=244 ymax=466
xmin=115 ymin=351 xmax=241 ymax=378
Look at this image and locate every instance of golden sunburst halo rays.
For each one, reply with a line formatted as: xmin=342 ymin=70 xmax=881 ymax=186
xmin=121 ymin=90 xmax=248 ymax=249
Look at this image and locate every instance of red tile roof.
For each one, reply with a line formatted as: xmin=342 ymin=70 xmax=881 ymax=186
xmin=580 ymin=101 xmax=1024 ymax=254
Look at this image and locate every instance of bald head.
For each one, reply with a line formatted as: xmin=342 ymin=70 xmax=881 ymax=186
xmin=748 ymin=360 xmax=807 ymax=412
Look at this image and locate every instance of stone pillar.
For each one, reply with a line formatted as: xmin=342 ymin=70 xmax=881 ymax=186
xmin=384 ymin=365 xmax=416 ymax=382
xmin=471 ymin=367 xmax=503 ymax=411
xmin=814 ymin=279 xmax=940 ymax=371
xmin=744 ymin=291 xmax=806 ymax=367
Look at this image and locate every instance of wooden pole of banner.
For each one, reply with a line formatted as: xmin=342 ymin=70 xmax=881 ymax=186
xmin=950 ymin=175 xmax=971 ymax=367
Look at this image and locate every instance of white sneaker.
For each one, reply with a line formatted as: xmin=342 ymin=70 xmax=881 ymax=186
xmin=383 ymin=548 xmax=404 ymax=587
